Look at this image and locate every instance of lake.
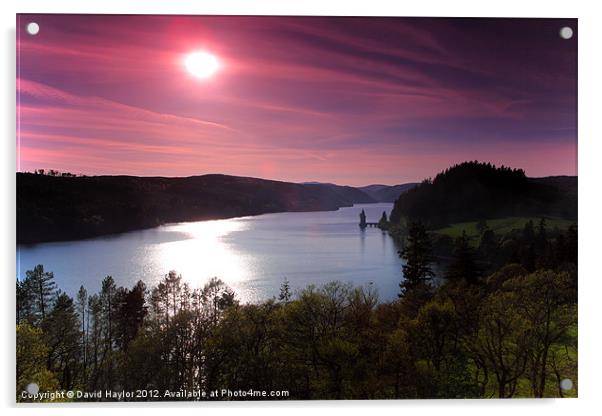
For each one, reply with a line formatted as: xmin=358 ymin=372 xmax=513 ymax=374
xmin=17 ymin=203 xmax=405 ymax=303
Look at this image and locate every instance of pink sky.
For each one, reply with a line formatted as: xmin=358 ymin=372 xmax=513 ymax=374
xmin=17 ymin=15 xmax=577 ymax=186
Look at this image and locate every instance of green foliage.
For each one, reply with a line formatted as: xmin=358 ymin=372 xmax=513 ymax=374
xmin=430 ymin=218 xmax=577 ymax=278
xmin=41 ymin=292 xmax=82 ymax=390
xmin=16 ymin=323 xmax=60 ymax=402
xmin=16 ymin=263 xmax=577 ymax=400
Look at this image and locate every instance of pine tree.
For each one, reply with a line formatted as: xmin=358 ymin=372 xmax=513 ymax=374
xmin=566 ymin=224 xmax=577 ymax=265
xmin=17 ymin=277 xmax=35 ymax=325
xmin=26 ymin=264 xmax=56 ymax=322
xmin=537 ymin=218 xmax=547 ymax=241
xmin=87 ymin=294 xmax=102 ymax=389
xmin=476 ymin=219 xmax=489 ymax=235
xmin=100 ymin=276 xmax=117 ymax=388
xmin=535 ymin=218 xmax=548 ymax=254
xmin=279 ymin=278 xmax=292 ymax=303
xmin=76 ymin=286 xmax=88 ymax=379
xmin=523 ymin=220 xmax=535 ymax=242
xmin=42 ymin=293 xmax=81 ymax=389
xmin=446 ymin=231 xmax=480 ymax=284
xmin=399 ymin=221 xmax=435 ymax=296
xmin=100 ymin=276 xmax=117 ymax=351
xmin=115 ymin=280 xmax=147 ymax=351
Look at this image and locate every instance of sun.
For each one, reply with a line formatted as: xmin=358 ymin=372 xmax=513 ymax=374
xmin=184 ymin=51 xmax=220 ymax=79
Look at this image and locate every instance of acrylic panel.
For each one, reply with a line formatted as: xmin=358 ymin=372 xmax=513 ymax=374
xmin=16 ymin=14 xmax=577 ymax=402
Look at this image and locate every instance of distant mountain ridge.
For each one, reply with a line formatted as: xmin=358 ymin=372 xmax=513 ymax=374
xmin=358 ymin=183 xmax=418 ymax=202
xmin=18 ymin=166 xmax=572 ymax=244
xmin=303 ymin=181 xmax=418 ymax=202
xmin=301 ymin=182 xmax=376 ymax=204
xmin=17 ymin=173 xmax=411 ymax=244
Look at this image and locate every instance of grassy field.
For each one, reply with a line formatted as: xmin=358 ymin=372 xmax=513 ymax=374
xmin=434 ymin=216 xmax=575 ymax=242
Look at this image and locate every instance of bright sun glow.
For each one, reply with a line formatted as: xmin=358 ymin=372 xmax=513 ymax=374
xmin=154 ymin=219 xmax=256 ymax=295
xmin=184 ymin=51 xmax=219 ymax=78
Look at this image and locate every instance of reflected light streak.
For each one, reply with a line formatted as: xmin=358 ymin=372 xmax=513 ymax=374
xmin=154 ymin=219 xmax=256 ymax=298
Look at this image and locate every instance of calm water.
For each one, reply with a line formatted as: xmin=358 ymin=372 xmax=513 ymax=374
xmin=17 ymin=203 xmax=404 ymax=303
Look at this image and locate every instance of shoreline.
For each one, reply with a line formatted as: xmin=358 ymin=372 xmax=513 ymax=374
xmin=17 ymin=202 xmax=393 ymax=246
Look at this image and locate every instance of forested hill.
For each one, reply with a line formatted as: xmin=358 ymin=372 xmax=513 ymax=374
xmin=17 ymin=173 xmax=375 ymax=244
xmin=302 ymin=182 xmax=417 ymax=203
xmin=359 ymin=183 xmax=418 ymax=202
xmin=389 ymin=162 xmax=577 ymax=228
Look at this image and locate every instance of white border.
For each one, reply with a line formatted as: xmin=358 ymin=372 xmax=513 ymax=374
xmin=2 ymin=1 xmax=601 ymax=415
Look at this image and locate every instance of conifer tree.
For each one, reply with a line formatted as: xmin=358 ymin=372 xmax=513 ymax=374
xmin=76 ymin=286 xmax=88 ymax=377
xmin=399 ymin=221 xmax=435 ymax=296
xmin=25 ymin=264 xmax=56 ymax=322
xmin=279 ymin=278 xmax=292 ymax=303
xmin=446 ymin=230 xmax=480 ymax=284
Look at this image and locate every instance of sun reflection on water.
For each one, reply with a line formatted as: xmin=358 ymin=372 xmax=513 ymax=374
xmin=153 ymin=219 xmax=256 ymax=297
xmin=17 ymin=203 xmax=402 ymax=305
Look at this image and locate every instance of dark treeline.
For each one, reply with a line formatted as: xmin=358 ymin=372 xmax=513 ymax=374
xmin=434 ymin=218 xmax=578 ymax=276
xmin=28 ymin=169 xmax=81 ymax=177
xmin=17 ymin=173 xmax=379 ymax=244
xmin=389 ymin=162 xmax=577 ymax=228
xmin=16 ymin=219 xmax=577 ymax=401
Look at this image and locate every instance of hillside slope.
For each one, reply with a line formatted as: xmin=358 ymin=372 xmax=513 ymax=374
xmin=17 ymin=173 xmax=373 ymax=244
xmin=359 ymin=183 xmax=418 ymax=202
xmin=389 ymin=162 xmax=577 ymax=228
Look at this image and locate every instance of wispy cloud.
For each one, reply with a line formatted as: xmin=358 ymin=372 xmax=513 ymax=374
xmin=16 ymin=15 xmax=577 ymax=184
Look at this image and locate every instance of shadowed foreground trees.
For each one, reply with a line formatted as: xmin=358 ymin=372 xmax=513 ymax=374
xmin=399 ymin=222 xmax=434 ymax=295
xmin=16 ymin=263 xmax=577 ymax=401
xmin=446 ymin=231 xmax=481 ymax=284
